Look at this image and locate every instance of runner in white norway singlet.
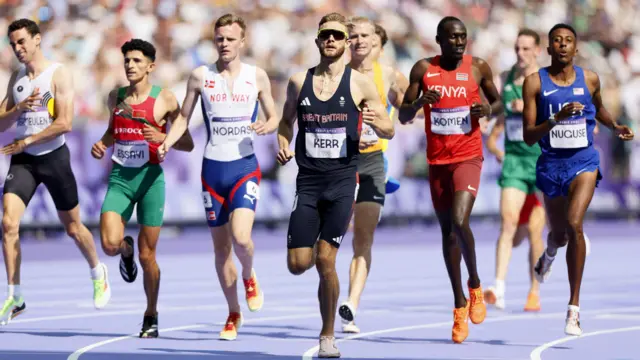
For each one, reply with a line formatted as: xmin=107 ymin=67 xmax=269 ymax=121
xmin=200 ymin=62 xmax=259 ymax=162
xmin=12 ymin=63 xmax=65 ymax=156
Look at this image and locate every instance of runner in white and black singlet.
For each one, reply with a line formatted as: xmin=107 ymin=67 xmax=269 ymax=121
xmin=0 ymin=19 xmax=110 ymax=325
xmin=276 ymin=12 xmax=394 ymax=358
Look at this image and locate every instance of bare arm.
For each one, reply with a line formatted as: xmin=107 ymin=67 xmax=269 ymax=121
xmin=474 ymin=57 xmax=503 ymax=117
xmin=354 ymin=71 xmax=394 ymax=139
xmin=24 ymin=65 xmax=73 ymax=147
xmin=99 ymin=90 xmax=117 ymax=147
xmin=255 ymin=67 xmax=279 ymax=133
xmin=522 ymin=73 xmax=551 ymax=146
xmin=387 ymin=68 xmax=409 ymax=109
xmin=277 ymin=74 xmax=301 ymax=149
xmin=587 ymin=70 xmax=618 ymax=130
xmin=162 ymin=66 xmax=203 ymax=149
xmin=486 ymin=115 xmax=504 ymax=158
xmin=398 ymin=59 xmax=428 ymax=123
xmin=162 ymin=90 xmax=194 ymax=152
xmin=0 ymin=71 xmax=23 ymax=131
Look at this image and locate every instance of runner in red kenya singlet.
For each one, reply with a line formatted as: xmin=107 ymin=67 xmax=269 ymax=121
xmin=398 ymin=16 xmax=503 ymax=344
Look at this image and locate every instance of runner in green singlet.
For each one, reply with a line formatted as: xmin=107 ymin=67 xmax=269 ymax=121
xmin=90 ymin=39 xmax=194 ymax=338
xmin=485 ymin=29 xmax=545 ymax=312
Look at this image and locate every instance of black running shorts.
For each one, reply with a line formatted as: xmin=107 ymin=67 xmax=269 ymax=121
xmin=356 ymin=151 xmax=385 ymax=205
xmin=3 ymin=144 xmax=79 ymax=211
xmin=287 ymin=171 xmax=359 ymax=249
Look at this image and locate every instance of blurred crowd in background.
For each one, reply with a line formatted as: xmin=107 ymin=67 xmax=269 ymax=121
xmin=1 ymin=0 xmax=640 ymax=225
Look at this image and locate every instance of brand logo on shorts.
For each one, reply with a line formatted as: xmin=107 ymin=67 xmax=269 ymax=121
xmin=6 ymin=174 xmax=13 ymax=181
xmin=332 ymin=236 xmax=343 ymax=245
xmin=17 ymin=86 xmax=23 ymax=92
xmin=208 ymin=211 xmax=216 ymax=221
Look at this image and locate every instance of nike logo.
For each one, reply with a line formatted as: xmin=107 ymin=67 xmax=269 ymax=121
xmin=543 ymin=89 xmax=558 ymax=96
xmin=426 ymin=72 xmax=439 ymax=78
xmin=468 ymin=185 xmax=476 ymax=191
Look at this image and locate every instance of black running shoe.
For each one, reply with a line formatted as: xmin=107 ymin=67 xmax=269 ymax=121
xmin=119 ymin=236 xmax=138 ymax=283
xmin=139 ymin=314 xmax=158 ymax=338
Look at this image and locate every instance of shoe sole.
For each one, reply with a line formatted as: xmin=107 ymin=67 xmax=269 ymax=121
xmin=338 ymin=304 xmax=354 ymax=322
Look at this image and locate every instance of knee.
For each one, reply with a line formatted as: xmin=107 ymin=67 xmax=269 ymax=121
xmin=101 ymin=241 xmax=120 ymax=257
xmin=315 ymin=251 xmax=336 ymax=277
xmin=2 ymin=215 xmax=19 ymax=240
xmin=138 ymin=248 xmax=156 ymax=268
xmin=451 ymin=214 xmax=468 ymax=233
xmin=65 ymin=221 xmax=82 ymax=241
xmin=288 ymin=261 xmax=308 ymax=275
xmin=566 ymin=217 xmax=584 ymax=239
xmin=232 ymin=231 xmax=253 ymax=251
xmin=500 ymin=211 xmax=520 ymax=234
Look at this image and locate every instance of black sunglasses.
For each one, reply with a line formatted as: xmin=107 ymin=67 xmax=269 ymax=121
xmin=317 ymin=29 xmax=348 ymax=41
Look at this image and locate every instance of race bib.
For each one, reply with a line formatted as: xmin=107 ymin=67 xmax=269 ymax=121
xmin=549 ymin=118 xmax=588 ymax=149
xmin=209 ymin=116 xmax=253 ymax=146
xmin=430 ymin=106 xmax=471 ymax=135
xmin=112 ymin=140 xmax=149 ymax=167
xmin=360 ymin=123 xmax=379 ymax=144
xmin=505 ymin=116 xmax=524 ymax=141
xmin=305 ymin=127 xmax=347 ymax=159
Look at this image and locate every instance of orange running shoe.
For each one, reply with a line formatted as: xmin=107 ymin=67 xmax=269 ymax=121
xmin=219 ymin=312 xmax=243 ymax=340
xmin=243 ymin=269 xmax=264 ymax=312
xmin=468 ymin=282 xmax=486 ymax=324
xmin=524 ymin=291 xmax=541 ymax=312
xmin=452 ymin=300 xmax=470 ymax=344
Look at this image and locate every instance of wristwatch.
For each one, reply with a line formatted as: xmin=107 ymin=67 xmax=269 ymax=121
xmin=548 ymin=114 xmax=557 ymax=127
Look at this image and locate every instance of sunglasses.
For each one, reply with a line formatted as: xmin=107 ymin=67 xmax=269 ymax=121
xmin=317 ymin=29 xmax=348 ymax=41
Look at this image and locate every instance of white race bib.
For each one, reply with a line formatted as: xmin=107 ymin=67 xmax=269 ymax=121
xmin=305 ymin=128 xmax=347 ymax=159
xmin=430 ymin=106 xmax=471 ymax=135
xmin=549 ymin=119 xmax=588 ymax=149
xmin=360 ymin=123 xmax=379 ymax=144
xmin=112 ymin=140 xmax=149 ymax=167
xmin=209 ymin=116 xmax=253 ymax=146
xmin=505 ymin=116 xmax=524 ymax=141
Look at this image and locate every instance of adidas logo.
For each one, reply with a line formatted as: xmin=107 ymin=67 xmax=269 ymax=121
xmin=300 ymin=97 xmax=311 ymax=106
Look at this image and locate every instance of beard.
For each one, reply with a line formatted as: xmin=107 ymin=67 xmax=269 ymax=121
xmin=320 ymin=45 xmax=346 ymax=61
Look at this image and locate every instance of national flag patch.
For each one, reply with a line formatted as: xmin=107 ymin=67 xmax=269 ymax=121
xmin=208 ymin=211 xmax=216 ymax=221
xmin=573 ymin=88 xmax=584 ymax=95
xmin=205 ymin=80 xmax=215 ymax=88
xmin=456 ymin=73 xmax=468 ymax=81
xmin=132 ymin=109 xmax=146 ymax=119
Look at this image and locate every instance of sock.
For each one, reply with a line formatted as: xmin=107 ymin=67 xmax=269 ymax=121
xmin=545 ymin=248 xmax=556 ymax=260
xmin=90 ymin=263 xmax=105 ymax=280
xmin=8 ymin=285 xmax=21 ymax=299
xmin=568 ymin=304 xmax=580 ymax=313
xmin=495 ymin=279 xmax=505 ymax=296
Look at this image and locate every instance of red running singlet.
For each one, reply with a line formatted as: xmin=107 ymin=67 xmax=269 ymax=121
xmin=422 ymin=55 xmax=483 ymax=165
xmin=111 ymin=85 xmax=166 ymax=166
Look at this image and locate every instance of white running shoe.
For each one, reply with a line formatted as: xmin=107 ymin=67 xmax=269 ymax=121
xmin=564 ymin=307 xmax=582 ymax=336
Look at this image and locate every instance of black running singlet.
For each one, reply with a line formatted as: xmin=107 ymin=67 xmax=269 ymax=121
xmin=295 ymin=66 xmax=362 ymax=175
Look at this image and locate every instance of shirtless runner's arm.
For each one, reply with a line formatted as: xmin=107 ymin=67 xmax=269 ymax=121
xmin=353 ymin=71 xmax=394 ymax=139
xmin=276 ymin=72 xmax=303 ymax=165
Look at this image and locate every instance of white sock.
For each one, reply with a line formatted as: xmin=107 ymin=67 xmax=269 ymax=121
xmin=568 ymin=304 xmax=580 ymax=313
xmin=495 ymin=279 xmax=505 ymax=296
xmin=90 ymin=263 xmax=105 ymax=280
xmin=545 ymin=248 xmax=556 ymax=261
xmin=8 ymin=285 xmax=21 ymax=299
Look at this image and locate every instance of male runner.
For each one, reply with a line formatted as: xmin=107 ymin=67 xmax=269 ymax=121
xmin=277 ymin=12 xmax=394 ymax=357
xmin=91 ymin=39 xmax=194 ymax=338
xmin=372 ymin=23 xmax=403 ymax=195
xmin=523 ymin=23 xmax=633 ymax=336
xmin=0 ymin=18 xmax=110 ymax=325
xmin=398 ymin=16 xmax=503 ymax=343
xmin=484 ymin=28 xmax=545 ymax=312
xmin=159 ymin=13 xmax=279 ymax=341
xmin=339 ymin=17 xmax=407 ymax=334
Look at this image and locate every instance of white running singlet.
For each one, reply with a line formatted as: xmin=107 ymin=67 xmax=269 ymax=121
xmin=12 ymin=63 xmax=66 ymax=156
xmin=200 ymin=63 xmax=259 ymax=162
